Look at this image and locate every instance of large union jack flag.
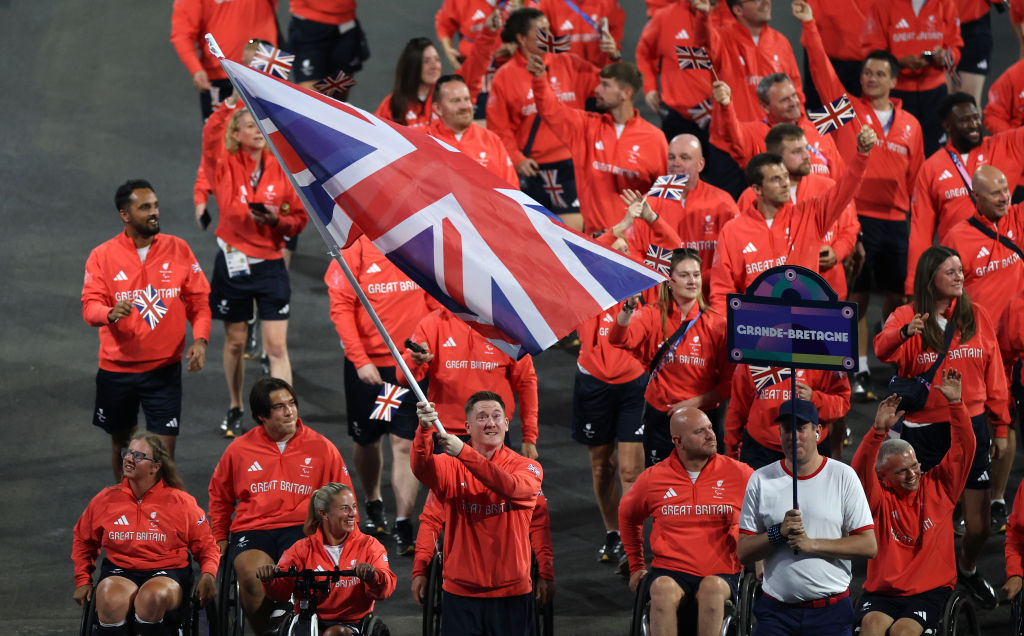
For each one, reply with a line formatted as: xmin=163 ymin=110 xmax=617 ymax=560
xmin=536 ymin=27 xmax=571 ymax=53
xmin=370 ymin=382 xmax=409 ymax=421
xmin=133 ymin=285 xmax=168 ymax=330
xmin=249 ymin=42 xmax=295 ymax=79
xmin=750 ymin=365 xmax=791 ymax=392
xmin=647 ymin=174 xmax=689 ymax=200
xmin=807 ymin=95 xmax=856 ymax=136
xmin=214 ymin=54 xmax=664 ymax=358
xmin=314 ymin=70 xmax=357 ymax=98
xmin=674 ymin=46 xmax=713 ymax=71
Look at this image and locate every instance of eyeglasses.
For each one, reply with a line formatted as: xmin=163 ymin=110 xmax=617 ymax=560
xmin=120 ymin=448 xmax=155 ymax=462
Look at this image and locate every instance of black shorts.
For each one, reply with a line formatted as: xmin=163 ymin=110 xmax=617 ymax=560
xmin=957 ymin=12 xmax=993 ymax=76
xmin=209 ymin=251 xmax=291 ymax=322
xmin=852 ymin=216 xmax=908 ymax=295
xmin=343 ymin=358 xmax=419 ymax=444
xmin=93 ymin=361 xmax=182 ymax=436
xmin=571 ymin=371 xmax=646 ymax=446
xmin=900 ymin=413 xmax=991 ymax=490
xmin=99 ymin=559 xmax=192 ymax=592
xmin=855 ymin=587 xmax=951 ymax=632
xmin=519 ymin=158 xmax=578 ymax=215
xmin=642 ymin=402 xmax=672 ymax=467
xmin=288 ymin=16 xmax=370 ymax=83
xmin=228 ymin=525 xmax=306 ymax=564
xmin=647 ymin=567 xmax=740 ymax=603
xmin=441 ymin=590 xmax=536 ymax=636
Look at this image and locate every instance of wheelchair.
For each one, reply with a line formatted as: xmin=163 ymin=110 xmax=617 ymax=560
xmin=216 ymin=553 xmax=246 ymax=636
xmin=629 ymin=569 xmax=752 ymax=636
xmin=421 ymin=543 xmax=552 ymax=636
xmin=853 ymin=588 xmax=979 ymax=636
xmin=79 ymin=562 xmax=215 ymax=635
xmin=264 ymin=567 xmax=389 ymax=636
xmin=1012 ymin=587 xmax=1024 ymax=635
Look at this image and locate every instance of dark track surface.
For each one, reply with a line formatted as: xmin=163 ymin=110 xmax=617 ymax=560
xmin=2 ymin=1 xmax=1021 ymax=633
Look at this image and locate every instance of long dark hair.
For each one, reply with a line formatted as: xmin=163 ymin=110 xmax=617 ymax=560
xmin=391 ymin=37 xmax=436 ymax=122
xmin=657 ymin=249 xmax=709 ymax=339
xmin=912 ymin=245 xmax=976 ymax=352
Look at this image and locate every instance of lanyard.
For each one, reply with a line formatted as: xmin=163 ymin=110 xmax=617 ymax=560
xmin=650 ymin=312 xmax=701 ymax=381
xmin=946 ymin=149 xmax=975 ymax=204
xmin=805 ymin=143 xmax=828 ymax=167
xmin=560 ymin=0 xmax=602 ymax=34
xmin=249 ymin=155 xmax=265 ymax=192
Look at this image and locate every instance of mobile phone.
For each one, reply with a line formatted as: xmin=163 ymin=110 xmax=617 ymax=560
xmin=405 ymin=339 xmax=427 ymax=354
xmin=248 ymin=202 xmax=269 ymax=215
xmin=200 ymin=210 xmax=212 ymax=230
xmin=920 ymin=50 xmax=934 ymax=60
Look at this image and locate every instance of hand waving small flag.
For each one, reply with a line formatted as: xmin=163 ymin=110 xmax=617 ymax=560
xmin=674 ymin=46 xmax=713 ymax=71
xmin=647 ymin=174 xmax=689 ymax=200
xmin=536 ymin=27 xmax=571 ymax=53
xmin=807 ymin=95 xmax=855 ymax=136
xmin=371 ymin=383 xmax=410 ymax=421
xmin=133 ymin=285 xmax=169 ymax=330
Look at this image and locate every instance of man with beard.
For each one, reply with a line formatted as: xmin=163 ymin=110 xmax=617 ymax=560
xmin=619 ymin=406 xmax=753 ymax=636
xmin=527 ymin=55 xmax=667 ymax=233
xmin=81 ymin=180 xmax=211 ymax=480
xmin=426 ymin=74 xmax=518 ymax=187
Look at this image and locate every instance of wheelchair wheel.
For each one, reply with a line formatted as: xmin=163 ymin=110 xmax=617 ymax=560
xmin=216 ymin=554 xmax=247 ymax=636
xmin=629 ymin=574 xmax=654 ymax=636
xmin=79 ymin=591 xmax=97 ymax=636
xmin=362 ymin=612 xmax=391 ymax=636
xmin=735 ymin=570 xmax=760 ymax=636
xmin=939 ymin=589 xmax=980 ymax=636
xmin=721 ymin=599 xmax=737 ymax=636
xmin=530 ymin=558 xmax=553 ymax=636
xmin=422 ymin=551 xmax=443 ymax=636
xmin=1013 ymin=589 xmax=1024 ymax=636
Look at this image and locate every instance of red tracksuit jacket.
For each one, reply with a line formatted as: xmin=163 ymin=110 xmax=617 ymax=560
xmin=619 ymin=452 xmax=753 ymax=577
xmin=263 ymin=528 xmax=396 ymax=623
xmin=541 ymin=0 xmax=625 ymax=67
xmin=82 ymin=232 xmax=211 ymax=373
xmin=290 ymin=0 xmax=357 ymax=24
xmin=985 ymin=59 xmax=1024 ymax=134
xmin=411 ymin=428 xmax=542 ymax=597
xmin=426 ymin=119 xmax=518 ymax=187
xmin=944 ymin=206 xmax=1024 ymax=320
xmin=861 ymin=0 xmax=963 ymax=93
xmin=635 ymin=2 xmax=713 ymax=116
xmin=73 ymin=480 xmax=220 ymax=586
xmin=577 ymin=304 xmax=648 ymax=385
xmin=170 ymin=0 xmax=277 ymax=80
xmin=853 ymin=401 xmax=973 ymax=595
xmin=806 ymin=0 xmax=871 ymax=61
xmin=208 ymin=420 xmax=354 ymax=541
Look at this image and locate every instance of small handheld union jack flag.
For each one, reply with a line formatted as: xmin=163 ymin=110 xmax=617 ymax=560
xmin=314 ymin=70 xmax=357 ymax=98
xmin=647 ymin=174 xmax=689 ymax=200
xmin=687 ymin=99 xmax=712 ymax=130
xmin=371 ymin=382 xmax=410 ymax=421
xmin=644 ymin=244 xmax=674 ymax=276
xmin=133 ymin=285 xmax=169 ymax=330
xmin=807 ymin=95 xmax=856 ymax=136
xmin=536 ymin=27 xmax=571 ymax=53
xmin=750 ymin=365 xmax=791 ymax=392
xmin=539 ymin=169 xmax=568 ymax=208
xmin=674 ymin=46 xmax=713 ymax=71
xmin=249 ymin=42 xmax=295 ymax=80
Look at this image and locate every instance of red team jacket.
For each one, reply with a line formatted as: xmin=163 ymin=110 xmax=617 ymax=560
xmin=73 ymin=480 xmax=220 ymax=586
xmin=943 ymin=205 xmax=1024 ymax=320
xmin=852 ymin=401 xmax=974 ymax=595
xmin=619 ymin=452 xmax=753 ymax=577
xmin=608 ymin=302 xmax=731 ymax=414
xmin=709 ymin=152 xmax=869 ymax=311
xmin=170 ymin=0 xmax=277 ymax=81
xmin=861 ymin=0 xmax=963 ymax=93
xmin=324 ymin=237 xmax=432 ymax=369
xmin=725 ymin=365 xmax=851 ymax=456
xmin=202 ymin=102 xmax=308 ymax=260
xmin=907 ymin=128 xmax=1024 ymax=292
xmin=541 ymin=0 xmax=625 ymax=67
xmin=487 ymin=51 xmax=599 ymax=166
xmin=801 ymin=17 xmax=925 ymax=222
xmin=375 ymin=93 xmax=435 ymax=130
xmin=532 ymin=73 xmax=667 ymax=231
xmin=263 ymin=528 xmax=396 ymax=623
xmin=874 ymin=302 xmax=1010 ymax=434
xmin=636 ymin=2 xmax=713 ymax=118
xmin=985 ymin=59 xmax=1024 ymax=134
xmin=82 ymin=232 xmax=211 ymax=373
xmin=411 ymin=428 xmax=543 ymax=597
xmin=426 ymin=119 xmax=519 ymax=186
xmin=806 ymin=0 xmax=870 ymax=61
xmin=399 ymin=309 xmax=540 ymax=442
xmin=208 ymin=420 xmax=354 ymax=541
xmin=577 ymin=304 xmax=648 ymax=385
xmin=290 ymin=0 xmax=357 ymax=25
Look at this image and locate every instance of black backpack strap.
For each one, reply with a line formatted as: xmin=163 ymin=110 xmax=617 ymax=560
xmin=920 ymin=318 xmax=958 ymax=384
xmin=967 ymin=216 xmax=1024 ymax=261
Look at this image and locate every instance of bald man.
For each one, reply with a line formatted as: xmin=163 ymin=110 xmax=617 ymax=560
xmin=618 ymin=407 xmax=753 ymax=636
xmin=945 ymin=164 xmax=1024 ymax=536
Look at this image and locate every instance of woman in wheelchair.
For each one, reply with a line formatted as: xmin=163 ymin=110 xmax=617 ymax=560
xmin=72 ymin=433 xmax=219 ymax=634
xmin=257 ymin=483 xmax=396 ymax=635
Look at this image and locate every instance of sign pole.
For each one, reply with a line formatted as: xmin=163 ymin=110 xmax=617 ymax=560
xmin=790 ymin=367 xmax=798 ymax=511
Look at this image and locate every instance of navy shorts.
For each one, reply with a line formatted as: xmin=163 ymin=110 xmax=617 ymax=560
xmin=209 ymin=251 xmax=290 ymax=323
xmin=288 ymin=16 xmax=369 ymax=82
xmin=852 ymin=216 xmax=908 ymax=295
xmin=520 ymin=158 xmax=578 ymax=215
xmin=957 ymin=12 xmax=993 ymax=76
xmin=753 ymin=593 xmax=854 ymax=636
xmin=99 ymin=559 xmax=191 ymax=592
xmin=647 ymin=567 xmax=740 ymax=603
xmin=571 ymin=371 xmax=646 ymax=446
xmin=93 ymin=361 xmax=182 ymax=436
xmin=227 ymin=525 xmax=305 ymax=564
xmin=900 ymin=413 xmax=991 ymax=490
xmin=855 ymin=587 xmax=951 ymax=632
xmin=343 ymin=358 xmax=419 ymax=444
xmin=441 ymin=590 xmax=536 ymax=636
xmin=642 ymin=402 xmax=672 ymax=467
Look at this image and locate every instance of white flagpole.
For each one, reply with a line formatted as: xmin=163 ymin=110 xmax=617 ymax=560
xmin=205 ymin=34 xmax=447 ymax=436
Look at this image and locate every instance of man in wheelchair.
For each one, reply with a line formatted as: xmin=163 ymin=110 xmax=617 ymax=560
xmin=851 ymin=371 xmax=974 ymax=635
xmin=619 ymin=406 xmax=754 ymax=635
